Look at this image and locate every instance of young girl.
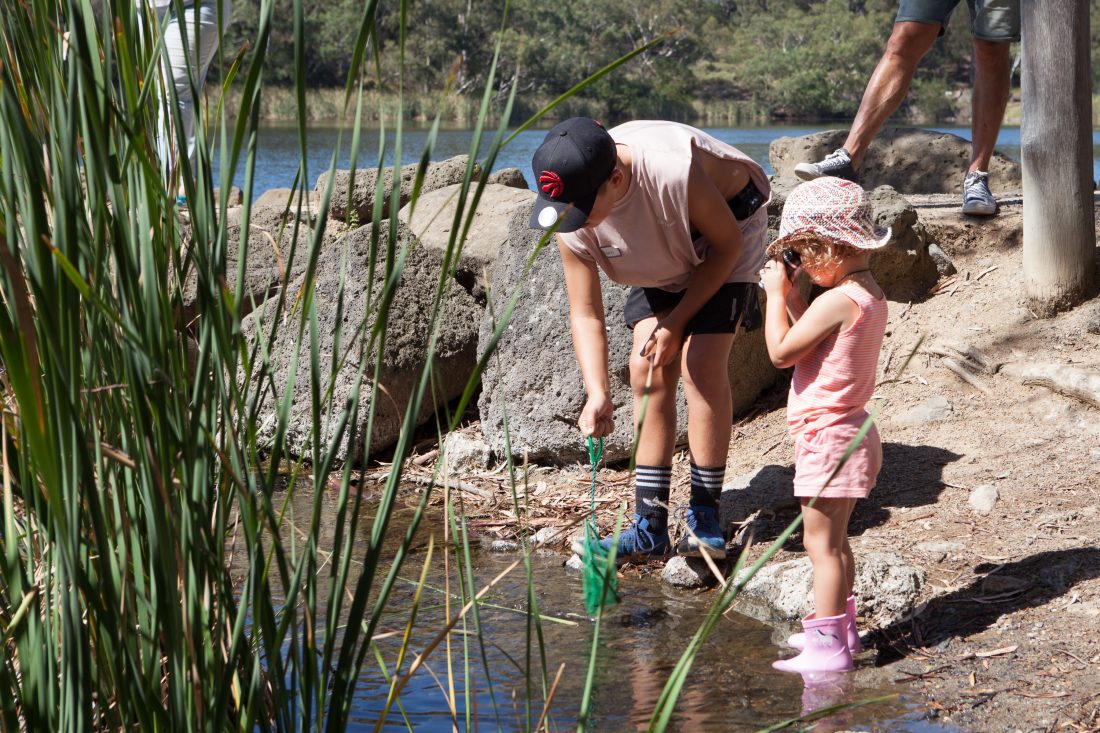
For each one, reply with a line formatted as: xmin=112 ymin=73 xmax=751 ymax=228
xmin=758 ymin=177 xmax=889 ymax=674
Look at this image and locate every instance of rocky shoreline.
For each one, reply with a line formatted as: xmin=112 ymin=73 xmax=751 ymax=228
xmin=191 ymin=127 xmax=1100 ymax=729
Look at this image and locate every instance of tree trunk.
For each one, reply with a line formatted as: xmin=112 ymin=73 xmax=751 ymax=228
xmin=1020 ymin=0 xmax=1096 ymax=316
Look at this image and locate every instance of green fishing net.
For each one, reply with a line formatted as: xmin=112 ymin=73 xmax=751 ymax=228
xmin=580 ymin=437 xmax=620 ymax=617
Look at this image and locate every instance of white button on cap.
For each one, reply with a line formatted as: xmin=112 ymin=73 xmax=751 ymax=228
xmin=538 ymin=206 xmax=560 ymax=228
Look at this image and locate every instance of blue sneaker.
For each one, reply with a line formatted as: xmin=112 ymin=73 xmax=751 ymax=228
xmin=675 ymin=506 xmax=727 ymax=559
xmin=572 ymin=514 xmax=670 ymax=563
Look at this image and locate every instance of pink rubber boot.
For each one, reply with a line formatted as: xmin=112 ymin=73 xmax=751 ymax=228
xmin=772 ymin=613 xmax=854 ymax=674
xmin=787 ymin=595 xmax=861 ymax=654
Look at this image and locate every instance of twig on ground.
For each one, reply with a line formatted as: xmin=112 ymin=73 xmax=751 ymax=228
xmin=942 ymin=357 xmax=993 ymax=394
xmin=1001 ymin=362 xmax=1100 ymax=410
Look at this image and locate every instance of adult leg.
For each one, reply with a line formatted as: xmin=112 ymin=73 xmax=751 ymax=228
xmin=158 ymin=0 xmax=231 ymax=178
xmin=968 ymin=38 xmax=1011 ymax=173
xmin=801 ymin=497 xmax=857 ymax=618
xmin=591 ymin=315 xmax=680 ymax=556
xmin=843 ymin=21 xmax=942 ymax=170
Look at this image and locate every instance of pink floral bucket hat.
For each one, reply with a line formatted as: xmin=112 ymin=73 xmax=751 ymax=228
xmin=766 ymin=177 xmax=891 ymax=257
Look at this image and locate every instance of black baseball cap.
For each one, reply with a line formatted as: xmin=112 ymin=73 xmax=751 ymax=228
xmin=529 ymin=117 xmax=617 ymax=233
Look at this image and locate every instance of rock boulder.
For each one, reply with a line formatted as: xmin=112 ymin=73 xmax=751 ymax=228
xmin=769 ymin=128 xmax=1021 ymax=195
xmin=243 ymin=220 xmax=483 ymax=461
xmin=477 ymin=202 xmax=780 ymax=464
xmin=735 ymin=551 xmax=925 ymax=627
xmin=398 ymin=183 xmax=534 ymax=299
xmin=318 ymin=155 xmax=480 ymax=225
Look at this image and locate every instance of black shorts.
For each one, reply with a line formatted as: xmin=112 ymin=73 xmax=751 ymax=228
xmin=623 ymin=282 xmax=761 ymax=334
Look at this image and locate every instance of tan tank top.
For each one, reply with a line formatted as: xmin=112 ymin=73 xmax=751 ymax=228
xmin=558 ymin=121 xmax=769 ymax=290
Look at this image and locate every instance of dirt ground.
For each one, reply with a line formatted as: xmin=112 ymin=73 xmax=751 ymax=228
xmin=392 ymin=194 xmax=1100 ymax=732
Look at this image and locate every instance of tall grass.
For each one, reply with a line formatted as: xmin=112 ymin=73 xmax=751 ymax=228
xmin=0 ymin=0 xmax=896 ymax=729
xmin=0 ymin=0 xmax=676 ymax=729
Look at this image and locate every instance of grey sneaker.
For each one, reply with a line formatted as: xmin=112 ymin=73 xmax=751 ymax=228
xmin=794 ymin=148 xmax=858 ymax=183
xmin=962 ymin=171 xmax=997 ymax=216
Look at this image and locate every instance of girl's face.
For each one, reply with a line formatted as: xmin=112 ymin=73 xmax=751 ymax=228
xmin=792 ymin=240 xmax=845 ymax=287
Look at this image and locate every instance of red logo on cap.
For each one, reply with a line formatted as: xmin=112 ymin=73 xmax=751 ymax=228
xmin=539 ymin=170 xmax=564 ymax=198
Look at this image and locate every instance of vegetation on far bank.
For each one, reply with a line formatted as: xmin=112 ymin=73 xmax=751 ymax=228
xmin=221 ymin=0 xmax=1100 ymax=125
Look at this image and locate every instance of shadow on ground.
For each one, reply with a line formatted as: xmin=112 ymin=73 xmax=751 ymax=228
xmin=871 ymin=547 xmax=1100 ymax=663
xmin=720 ymin=442 xmax=962 ymax=548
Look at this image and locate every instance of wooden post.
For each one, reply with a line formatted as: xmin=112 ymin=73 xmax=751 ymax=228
xmin=1020 ymin=0 xmax=1095 ymax=316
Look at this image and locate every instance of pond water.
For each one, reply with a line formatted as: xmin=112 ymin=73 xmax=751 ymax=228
xmin=218 ymin=122 xmax=1100 ymax=202
xmin=261 ymin=488 xmax=954 ymax=732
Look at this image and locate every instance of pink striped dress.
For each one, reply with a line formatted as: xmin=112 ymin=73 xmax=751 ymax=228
xmin=788 ymin=280 xmax=888 ymax=498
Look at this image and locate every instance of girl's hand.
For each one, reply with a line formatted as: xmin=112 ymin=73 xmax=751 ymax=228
xmin=639 ymin=320 xmax=683 ymax=367
xmin=759 ymin=259 xmax=791 ymax=298
xmin=579 ymin=392 xmax=615 ymax=437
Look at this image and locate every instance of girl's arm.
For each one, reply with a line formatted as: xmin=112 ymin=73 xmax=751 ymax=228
xmin=785 ymin=281 xmax=808 ymax=321
xmin=558 ymin=235 xmax=615 ymax=437
xmin=760 ymin=260 xmax=858 ymax=369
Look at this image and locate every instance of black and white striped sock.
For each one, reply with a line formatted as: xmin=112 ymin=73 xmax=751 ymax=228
xmin=634 ymin=464 xmax=671 ymax=533
xmin=689 ymin=463 xmax=725 ymax=512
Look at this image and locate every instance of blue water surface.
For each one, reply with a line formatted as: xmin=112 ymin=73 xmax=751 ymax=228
xmin=217 ymin=122 xmax=1100 ymax=202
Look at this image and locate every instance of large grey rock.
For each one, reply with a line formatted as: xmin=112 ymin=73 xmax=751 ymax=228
xmin=182 ymin=205 xmax=321 ymax=324
xmin=735 ymin=551 xmax=925 ymax=627
xmin=767 ymin=179 xmax=939 ymax=301
xmin=476 ymin=202 xmax=780 ymax=464
xmin=661 ymin=556 xmax=717 ymax=588
xmin=487 ymin=167 xmax=528 ymax=189
xmin=769 ymin=128 xmax=1021 ymax=194
xmin=253 ymin=187 xmax=318 ymax=214
xmin=398 ymin=183 xmax=534 ymax=297
xmin=243 ymin=221 xmax=482 ymax=461
xmin=866 ymin=185 xmax=941 ymax=300
xmin=319 ymin=155 xmax=480 ymax=225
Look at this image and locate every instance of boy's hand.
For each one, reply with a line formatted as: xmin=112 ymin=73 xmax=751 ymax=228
xmin=759 ymin=259 xmax=791 ymax=298
xmin=640 ymin=320 xmax=683 ymax=367
xmin=579 ymin=393 xmax=615 ymax=437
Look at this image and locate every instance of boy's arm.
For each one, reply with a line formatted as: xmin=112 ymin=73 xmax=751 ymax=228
xmin=558 ymin=235 xmax=615 ymax=437
xmin=641 ymin=155 xmax=744 ymax=366
xmin=761 ymin=261 xmax=855 ymax=369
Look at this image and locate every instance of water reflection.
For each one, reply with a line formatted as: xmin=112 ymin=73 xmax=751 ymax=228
xmin=239 ymin=490 xmax=947 ymax=732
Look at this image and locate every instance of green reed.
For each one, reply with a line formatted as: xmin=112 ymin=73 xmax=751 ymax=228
xmin=0 ymin=0 xmax=895 ymax=729
xmin=0 ymin=0 xmax=677 ymax=729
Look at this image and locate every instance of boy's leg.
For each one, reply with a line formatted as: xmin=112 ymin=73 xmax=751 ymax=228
xmin=629 ymin=315 xmax=681 ymax=468
xmin=679 ymin=331 xmax=735 ymax=467
xmin=676 ymin=332 xmax=735 ymax=557
xmin=591 ymin=315 xmax=679 ymax=557
xmin=801 ymin=497 xmax=857 ymax=618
